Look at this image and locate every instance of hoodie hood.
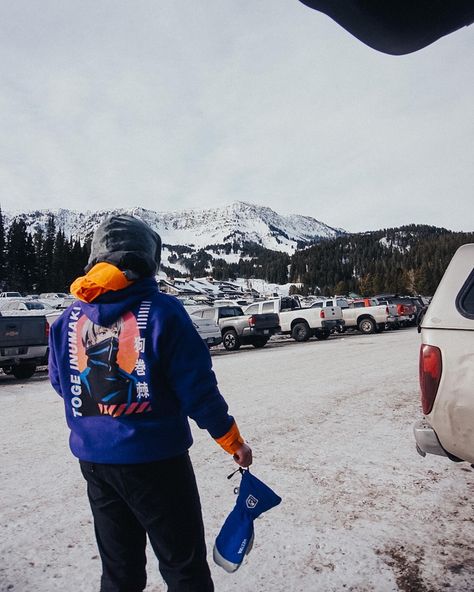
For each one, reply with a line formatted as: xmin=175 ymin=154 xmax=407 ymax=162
xmin=86 ymin=214 xmax=162 ymax=279
xmin=78 ymin=277 xmax=159 ymax=326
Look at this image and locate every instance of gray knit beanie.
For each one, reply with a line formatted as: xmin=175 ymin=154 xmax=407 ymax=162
xmin=85 ymin=214 xmax=161 ymax=279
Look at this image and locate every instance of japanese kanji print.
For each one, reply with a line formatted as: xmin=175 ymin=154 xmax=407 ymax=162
xmin=72 ymin=302 xmax=152 ymax=417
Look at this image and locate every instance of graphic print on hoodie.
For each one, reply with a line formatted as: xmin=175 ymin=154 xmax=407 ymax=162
xmin=73 ymin=301 xmax=152 ymax=418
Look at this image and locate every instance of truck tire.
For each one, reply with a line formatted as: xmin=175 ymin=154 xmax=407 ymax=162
xmin=252 ymin=337 xmax=269 ymax=348
xmin=358 ymin=317 xmax=376 ymax=334
xmin=12 ymin=363 xmax=36 ymax=379
xmin=222 ymin=330 xmax=241 ymax=351
xmin=314 ymin=330 xmax=330 ymax=340
xmin=292 ymin=322 xmax=311 ymax=342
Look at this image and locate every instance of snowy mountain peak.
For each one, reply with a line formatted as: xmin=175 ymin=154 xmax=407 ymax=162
xmin=3 ymin=202 xmax=344 ymax=254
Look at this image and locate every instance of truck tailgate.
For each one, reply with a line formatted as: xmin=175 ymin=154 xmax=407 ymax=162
xmin=322 ymin=306 xmax=343 ymax=320
xmin=252 ymin=313 xmax=280 ymax=329
xmin=0 ymin=316 xmax=48 ymax=348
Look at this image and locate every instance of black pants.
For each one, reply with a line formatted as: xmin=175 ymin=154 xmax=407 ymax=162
xmin=79 ymin=453 xmax=214 ymax=592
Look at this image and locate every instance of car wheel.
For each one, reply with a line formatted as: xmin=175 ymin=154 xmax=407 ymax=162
xmin=358 ymin=318 xmax=376 ymax=334
xmin=292 ymin=322 xmax=311 ymax=342
xmin=314 ymin=330 xmax=330 ymax=340
xmin=222 ymin=330 xmax=241 ymax=351
xmin=252 ymin=337 xmax=269 ymax=348
xmin=11 ymin=363 xmax=36 ymax=379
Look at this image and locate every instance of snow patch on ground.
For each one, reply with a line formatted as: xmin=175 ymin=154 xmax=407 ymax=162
xmin=1 ymin=329 xmax=473 ymax=591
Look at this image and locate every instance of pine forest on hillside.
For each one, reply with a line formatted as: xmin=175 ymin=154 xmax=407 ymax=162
xmin=0 ymin=210 xmax=472 ymax=297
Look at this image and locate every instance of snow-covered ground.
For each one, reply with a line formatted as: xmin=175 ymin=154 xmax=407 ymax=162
xmin=1 ymin=329 xmax=473 ymax=592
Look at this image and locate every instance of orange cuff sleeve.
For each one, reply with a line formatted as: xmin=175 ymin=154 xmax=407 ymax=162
xmin=214 ymin=421 xmax=245 ymax=455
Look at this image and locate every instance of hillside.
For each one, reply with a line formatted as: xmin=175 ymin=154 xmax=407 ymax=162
xmin=289 ymin=225 xmax=474 ymax=295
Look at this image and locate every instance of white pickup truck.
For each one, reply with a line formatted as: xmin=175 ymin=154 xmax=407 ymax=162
xmin=414 ymin=243 xmax=474 ymax=464
xmin=244 ymin=297 xmax=344 ymax=341
xmin=311 ymin=297 xmax=398 ymax=334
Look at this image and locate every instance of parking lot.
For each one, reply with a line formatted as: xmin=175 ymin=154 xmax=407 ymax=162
xmin=1 ymin=328 xmax=474 ymax=592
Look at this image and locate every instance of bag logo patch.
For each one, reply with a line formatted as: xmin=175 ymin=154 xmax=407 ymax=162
xmin=246 ymin=495 xmax=258 ymax=509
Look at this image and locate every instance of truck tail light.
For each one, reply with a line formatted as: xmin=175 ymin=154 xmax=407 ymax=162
xmin=419 ymin=344 xmax=442 ymax=415
xmin=248 ymin=315 xmax=257 ymax=327
xmin=45 ymin=320 xmax=50 ymax=339
xmin=320 ymin=310 xmax=325 ymax=319
xmin=386 ymin=306 xmax=389 ymax=314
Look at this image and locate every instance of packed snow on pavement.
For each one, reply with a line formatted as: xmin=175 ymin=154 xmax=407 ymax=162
xmin=1 ymin=328 xmax=473 ymax=592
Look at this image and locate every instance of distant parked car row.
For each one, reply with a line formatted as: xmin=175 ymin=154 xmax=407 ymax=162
xmin=0 ymin=291 xmax=75 ymax=309
xmin=0 ymin=286 xmax=428 ymax=379
xmin=183 ymin=292 xmax=422 ymax=353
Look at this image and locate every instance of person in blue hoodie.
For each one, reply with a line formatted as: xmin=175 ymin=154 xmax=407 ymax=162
xmin=49 ymin=214 xmax=252 ymax=592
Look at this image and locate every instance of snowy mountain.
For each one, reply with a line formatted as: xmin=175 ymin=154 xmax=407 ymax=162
xmin=3 ymin=202 xmax=344 ymax=255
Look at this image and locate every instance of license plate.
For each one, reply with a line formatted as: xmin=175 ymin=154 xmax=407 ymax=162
xmin=3 ymin=347 xmax=20 ymax=356
xmin=263 ymin=329 xmax=269 ymax=335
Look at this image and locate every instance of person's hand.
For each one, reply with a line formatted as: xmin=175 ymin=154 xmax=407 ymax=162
xmin=233 ymin=443 xmax=252 ymax=467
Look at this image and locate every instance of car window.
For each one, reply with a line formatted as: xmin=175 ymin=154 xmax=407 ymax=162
xmin=262 ymin=302 xmax=274 ymax=313
xmin=353 ymin=302 xmax=365 ymax=308
xmin=312 ymin=302 xmax=323 ymax=308
xmin=456 ymin=270 xmax=474 ymax=319
xmin=219 ymin=307 xmax=237 ymax=318
xmin=245 ymin=304 xmax=259 ymax=314
xmin=325 ymin=300 xmax=333 ymax=307
xmin=201 ymin=309 xmax=215 ymax=320
xmin=336 ymin=299 xmax=349 ymax=308
xmin=26 ymin=302 xmax=45 ymax=310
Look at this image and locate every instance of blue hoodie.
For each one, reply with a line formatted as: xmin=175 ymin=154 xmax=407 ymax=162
xmin=49 ymin=278 xmax=234 ymax=463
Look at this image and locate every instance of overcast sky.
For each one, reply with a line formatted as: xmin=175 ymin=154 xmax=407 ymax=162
xmin=0 ymin=1 xmax=472 ymax=233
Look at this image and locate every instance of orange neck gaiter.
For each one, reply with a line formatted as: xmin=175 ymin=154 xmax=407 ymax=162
xmin=70 ymin=262 xmax=133 ymax=303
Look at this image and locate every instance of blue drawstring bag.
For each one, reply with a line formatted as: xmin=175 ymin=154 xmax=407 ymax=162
xmin=213 ymin=469 xmax=282 ymax=573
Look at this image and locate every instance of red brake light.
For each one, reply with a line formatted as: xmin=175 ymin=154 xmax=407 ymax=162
xmin=45 ymin=320 xmax=50 ymax=339
xmin=248 ymin=315 xmax=257 ymax=327
xmin=419 ymin=344 xmax=442 ymax=414
xmin=320 ymin=310 xmax=325 ymax=319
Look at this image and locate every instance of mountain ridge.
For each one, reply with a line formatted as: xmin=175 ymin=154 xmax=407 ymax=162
xmin=2 ymin=201 xmax=344 ymax=255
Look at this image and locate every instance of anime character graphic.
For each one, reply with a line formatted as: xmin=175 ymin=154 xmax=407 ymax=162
xmin=79 ymin=318 xmax=139 ymax=416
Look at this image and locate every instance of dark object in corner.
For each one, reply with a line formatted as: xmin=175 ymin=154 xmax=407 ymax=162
xmin=298 ymin=0 xmax=474 ymax=55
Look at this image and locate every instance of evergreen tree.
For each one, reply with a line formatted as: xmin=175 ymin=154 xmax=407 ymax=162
xmin=51 ymin=230 xmax=69 ymax=291
xmin=43 ymin=215 xmax=56 ymax=288
xmin=6 ymin=220 xmax=30 ymax=292
xmin=33 ymin=227 xmax=46 ymax=292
